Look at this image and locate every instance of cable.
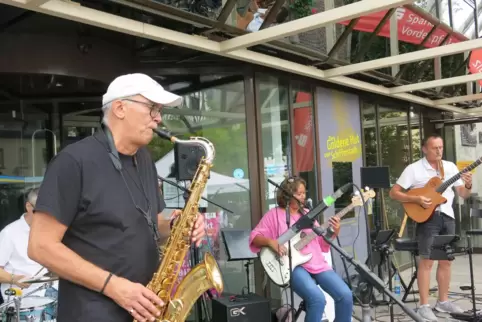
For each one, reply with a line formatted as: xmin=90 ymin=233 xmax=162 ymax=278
xmin=351 ymin=183 xmax=375 ymax=303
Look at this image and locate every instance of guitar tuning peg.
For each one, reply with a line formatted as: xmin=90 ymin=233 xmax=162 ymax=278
xmin=354 ymin=191 xmax=360 ymax=196
xmin=365 ymin=186 xmax=369 ymax=191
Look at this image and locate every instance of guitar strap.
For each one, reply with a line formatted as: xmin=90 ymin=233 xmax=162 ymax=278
xmin=438 ymin=160 xmax=445 ymax=180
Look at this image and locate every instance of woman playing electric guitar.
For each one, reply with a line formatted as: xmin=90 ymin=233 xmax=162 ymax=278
xmin=249 ymin=176 xmax=353 ymax=322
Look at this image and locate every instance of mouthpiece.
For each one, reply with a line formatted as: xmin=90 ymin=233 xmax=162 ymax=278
xmin=153 ymin=128 xmax=177 ymax=143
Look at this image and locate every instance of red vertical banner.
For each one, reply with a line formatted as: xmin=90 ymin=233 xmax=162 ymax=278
xmin=294 ymin=92 xmax=314 ymax=173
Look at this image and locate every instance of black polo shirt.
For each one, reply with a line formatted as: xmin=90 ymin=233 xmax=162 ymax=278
xmin=35 ymin=129 xmax=166 ymax=322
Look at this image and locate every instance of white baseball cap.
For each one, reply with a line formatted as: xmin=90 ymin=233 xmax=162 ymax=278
xmin=102 ymin=73 xmax=182 ymax=107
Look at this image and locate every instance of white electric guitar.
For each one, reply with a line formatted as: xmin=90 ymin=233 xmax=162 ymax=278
xmin=260 ymin=188 xmax=376 ymax=286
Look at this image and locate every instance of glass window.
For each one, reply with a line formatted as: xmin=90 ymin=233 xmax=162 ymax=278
xmin=410 ymin=108 xmax=422 ymax=163
xmin=256 ymin=73 xmax=290 ymax=306
xmin=406 ymin=108 xmax=422 ymax=240
xmin=362 ymin=102 xmax=378 ymax=167
xmin=378 ymin=105 xmax=411 ymax=265
xmin=361 ymin=102 xmax=378 ymax=231
xmin=291 ymin=81 xmax=317 ymax=204
xmin=147 ymin=79 xmax=251 ymax=321
xmin=0 ymin=103 xmax=51 ymax=232
xmin=453 ymin=122 xmax=482 ymax=249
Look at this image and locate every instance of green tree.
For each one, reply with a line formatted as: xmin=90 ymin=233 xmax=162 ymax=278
xmin=147 ymin=123 xmax=249 ymax=178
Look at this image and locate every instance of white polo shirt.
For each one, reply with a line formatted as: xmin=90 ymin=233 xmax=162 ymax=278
xmin=0 ymin=214 xmax=55 ymax=299
xmin=396 ymin=158 xmax=464 ymax=219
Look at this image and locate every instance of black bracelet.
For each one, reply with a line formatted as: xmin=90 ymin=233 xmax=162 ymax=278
xmin=100 ymin=272 xmax=113 ymax=294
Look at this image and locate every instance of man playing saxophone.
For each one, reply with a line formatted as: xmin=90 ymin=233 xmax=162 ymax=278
xmin=28 ymin=73 xmax=207 ymax=322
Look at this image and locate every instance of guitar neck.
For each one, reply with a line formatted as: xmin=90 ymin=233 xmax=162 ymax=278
xmin=437 ymin=158 xmax=482 ymax=193
xmin=295 ymin=202 xmax=358 ymax=250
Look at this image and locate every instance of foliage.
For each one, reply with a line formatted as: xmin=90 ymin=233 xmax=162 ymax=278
xmin=147 ymin=124 xmax=249 ymax=178
xmin=347 ymin=1 xmax=467 ymax=96
xmin=290 ymin=0 xmax=314 ymax=19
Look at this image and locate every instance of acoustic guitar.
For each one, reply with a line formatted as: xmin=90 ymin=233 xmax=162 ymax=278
xmin=403 ymin=158 xmax=480 ymax=223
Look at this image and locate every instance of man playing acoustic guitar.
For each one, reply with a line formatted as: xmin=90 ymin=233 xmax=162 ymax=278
xmin=389 ymin=134 xmax=472 ymax=321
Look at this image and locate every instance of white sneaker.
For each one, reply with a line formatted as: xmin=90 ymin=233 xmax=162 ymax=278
xmin=434 ymin=300 xmax=464 ymax=313
xmin=418 ymin=305 xmax=438 ymax=322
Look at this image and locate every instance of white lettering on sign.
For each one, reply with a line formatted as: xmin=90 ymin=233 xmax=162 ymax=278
xmin=401 ymin=26 xmax=428 ymax=39
xmin=471 ymin=60 xmax=482 ymax=73
xmin=395 ymin=8 xmax=405 ymax=20
xmin=406 ymin=13 xmax=434 ymax=27
xmin=296 ymin=134 xmax=308 ymax=147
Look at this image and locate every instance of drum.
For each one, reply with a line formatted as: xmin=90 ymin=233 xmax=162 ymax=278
xmin=18 ymin=296 xmax=57 ymax=321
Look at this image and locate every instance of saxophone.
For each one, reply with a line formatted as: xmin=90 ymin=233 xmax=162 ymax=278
xmin=138 ymin=129 xmax=224 ymax=322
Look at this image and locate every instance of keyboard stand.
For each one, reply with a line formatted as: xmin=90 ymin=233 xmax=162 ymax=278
xmin=393 ymin=238 xmax=438 ymax=303
xmin=450 ymin=230 xmax=482 ymax=322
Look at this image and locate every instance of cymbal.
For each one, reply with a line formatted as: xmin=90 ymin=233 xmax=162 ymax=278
xmin=19 ymin=275 xmax=58 ymax=284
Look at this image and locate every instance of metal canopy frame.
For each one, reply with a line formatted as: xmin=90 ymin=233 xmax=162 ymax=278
xmin=2 ymin=0 xmax=482 ymax=116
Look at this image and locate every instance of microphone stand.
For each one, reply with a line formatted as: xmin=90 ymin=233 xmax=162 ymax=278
xmin=311 ymin=226 xmax=424 ymax=322
xmin=267 ymin=179 xmax=306 ymax=322
xmin=158 ymin=175 xmax=233 ymax=214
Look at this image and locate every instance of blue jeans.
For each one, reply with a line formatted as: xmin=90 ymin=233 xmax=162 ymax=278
xmin=291 ymin=267 xmax=353 ymax=322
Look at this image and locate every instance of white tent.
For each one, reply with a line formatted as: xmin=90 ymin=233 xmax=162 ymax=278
xmin=155 ymin=150 xmax=250 ymax=195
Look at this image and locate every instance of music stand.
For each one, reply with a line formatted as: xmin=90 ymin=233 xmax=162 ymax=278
xmin=221 ymin=229 xmax=258 ymax=294
xmin=360 ymin=166 xmax=390 ymax=233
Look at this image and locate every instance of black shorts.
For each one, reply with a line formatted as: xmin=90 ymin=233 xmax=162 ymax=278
xmin=415 ymin=212 xmax=455 ymax=259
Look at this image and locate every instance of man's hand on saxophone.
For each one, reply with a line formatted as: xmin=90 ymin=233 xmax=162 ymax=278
xmin=170 ymin=209 xmax=207 ymax=247
xmin=104 ymin=275 xmax=164 ymax=322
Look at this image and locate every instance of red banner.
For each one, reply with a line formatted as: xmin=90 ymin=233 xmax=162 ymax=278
xmin=468 ymin=48 xmax=482 ymax=86
xmin=293 ymin=92 xmax=314 ymax=173
xmin=339 ymin=7 xmax=467 ymax=48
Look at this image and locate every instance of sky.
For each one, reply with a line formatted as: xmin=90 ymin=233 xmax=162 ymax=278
xmin=436 ymin=0 xmax=480 ymax=37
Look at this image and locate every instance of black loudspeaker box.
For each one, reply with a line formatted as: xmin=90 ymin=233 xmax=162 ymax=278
xmin=212 ymin=293 xmax=271 ymax=322
xmin=173 ymin=141 xmax=207 ymax=181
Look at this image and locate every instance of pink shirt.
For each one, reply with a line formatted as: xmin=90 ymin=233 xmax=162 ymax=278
xmin=249 ymin=207 xmax=332 ymax=274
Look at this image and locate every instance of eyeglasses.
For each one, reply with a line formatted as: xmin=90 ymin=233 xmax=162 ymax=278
xmin=123 ymin=99 xmax=162 ymax=118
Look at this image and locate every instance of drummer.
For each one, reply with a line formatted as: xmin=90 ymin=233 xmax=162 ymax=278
xmin=0 ymin=188 xmax=58 ymax=302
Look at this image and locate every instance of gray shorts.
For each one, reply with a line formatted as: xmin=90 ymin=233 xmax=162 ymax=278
xmin=415 ymin=211 xmax=455 ymax=259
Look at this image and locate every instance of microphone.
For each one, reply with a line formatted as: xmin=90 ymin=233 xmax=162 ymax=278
xmin=4 ymin=288 xmax=22 ymax=296
xmin=277 ymin=183 xmax=351 ymax=244
xmin=305 ymin=198 xmax=313 ymax=210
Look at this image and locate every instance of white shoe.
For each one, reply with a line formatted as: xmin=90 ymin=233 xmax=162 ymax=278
xmin=434 ymin=300 xmax=464 ymax=314
xmin=417 ymin=305 xmax=438 ymax=322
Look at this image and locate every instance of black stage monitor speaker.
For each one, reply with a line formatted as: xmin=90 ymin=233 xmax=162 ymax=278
xmin=360 ymin=166 xmax=390 ymax=189
xmin=173 ymin=141 xmax=208 ymax=181
xmin=212 ymin=293 xmax=271 ymax=322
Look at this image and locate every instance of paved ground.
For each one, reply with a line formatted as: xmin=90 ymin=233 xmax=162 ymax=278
xmin=353 ymin=253 xmax=482 ymax=322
